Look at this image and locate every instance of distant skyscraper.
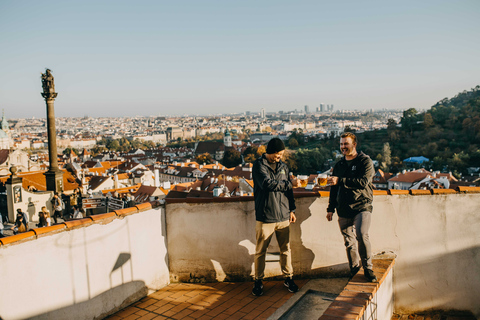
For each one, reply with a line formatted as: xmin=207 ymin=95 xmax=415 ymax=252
xmin=261 ymin=108 xmax=265 ymax=119
xmin=304 ymin=105 xmax=309 ymax=113
xmin=320 ymin=103 xmax=325 ymax=112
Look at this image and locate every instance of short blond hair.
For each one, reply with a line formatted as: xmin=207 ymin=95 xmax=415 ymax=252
xmin=341 ymin=132 xmax=357 ymax=145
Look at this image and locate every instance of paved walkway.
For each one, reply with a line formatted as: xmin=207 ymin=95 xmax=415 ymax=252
xmin=392 ymin=313 xmax=476 ymax=320
xmin=106 ymin=280 xmax=309 ymax=320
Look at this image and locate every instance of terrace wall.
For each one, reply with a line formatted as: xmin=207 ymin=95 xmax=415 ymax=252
xmin=166 ymin=190 xmax=480 ymax=317
xmin=0 ymin=204 xmax=169 ymax=320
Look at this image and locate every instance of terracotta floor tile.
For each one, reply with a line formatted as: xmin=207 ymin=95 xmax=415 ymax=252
xmin=154 ymin=303 xmax=177 ymax=314
xmin=171 ymin=308 xmax=194 ymax=319
xmin=170 ymin=303 xmax=191 ymax=313
xmin=254 ymin=300 xmax=275 ymax=312
xmin=122 ymin=314 xmax=141 ymax=320
xmin=242 ymin=308 xmax=264 ymax=320
xmin=134 ymin=309 xmax=149 ymax=316
xmin=258 ymin=307 xmax=278 ymax=319
xmin=115 ymin=307 xmax=142 ymax=317
xmin=162 ymin=310 xmax=176 ymax=318
xmin=188 ymin=308 xmax=210 ymax=318
xmin=144 ymin=305 xmax=159 ymax=312
xmin=238 ymin=301 xmax=259 ymax=314
xmin=204 ymin=305 xmax=228 ymax=317
xmin=137 ymin=313 xmax=157 ymax=320
xmin=224 ymin=311 xmax=247 ymax=320
xmin=222 ymin=303 xmax=245 ymax=315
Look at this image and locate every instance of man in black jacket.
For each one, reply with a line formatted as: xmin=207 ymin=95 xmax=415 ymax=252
xmin=252 ymin=138 xmax=300 ymax=296
xmin=326 ymin=132 xmax=377 ymax=282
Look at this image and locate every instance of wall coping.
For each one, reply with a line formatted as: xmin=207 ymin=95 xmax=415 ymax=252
xmin=165 ymin=187 xmax=480 ymax=204
xmin=2 ymin=187 xmax=479 ymax=246
xmin=319 ymin=258 xmax=395 ymax=320
xmin=0 ymin=201 xmax=161 ymax=247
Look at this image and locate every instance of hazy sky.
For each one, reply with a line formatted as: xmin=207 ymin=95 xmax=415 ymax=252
xmin=1 ymin=0 xmax=479 ymax=118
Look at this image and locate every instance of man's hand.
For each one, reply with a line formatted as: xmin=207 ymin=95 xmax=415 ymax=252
xmin=327 ymin=176 xmax=339 ymax=186
xmin=291 ymin=178 xmax=302 ymax=188
xmin=326 ymin=212 xmax=334 ymax=222
xmin=290 ymin=212 xmax=297 ymax=223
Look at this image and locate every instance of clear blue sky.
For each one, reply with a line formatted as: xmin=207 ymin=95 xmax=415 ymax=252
xmin=1 ymin=0 xmax=479 ymax=118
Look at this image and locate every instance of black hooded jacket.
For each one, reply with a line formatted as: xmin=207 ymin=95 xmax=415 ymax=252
xmin=327 ymin=151 xmax=374 ymax=218
xmin=252 ymin=154 xmax=296 ymax=223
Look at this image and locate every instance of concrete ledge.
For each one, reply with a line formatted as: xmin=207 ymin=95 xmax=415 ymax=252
xmin=0 ymin=202 xmax=163 ymax=246
xmin=90 ymin=212 xmax=116 ymax=221
xmin=409 ymin=189 xmax=431 ymax=195
xmin=135 ymin=202 xmax=152 ymax=211
xmin=388 ymin=189 xmax=409 ymax=195
xmin=456 ymin=186 xmax=480 ymax=193
xmin=115 ymin=207 xmax=139 ymax=216
xmin=32 ymin=224 xmax=66 ymax=236
xmin=164 ymin=188 xmax=480 ymax=205
xmin=63 ymin=217 xmax=94 ymax=229
xmin=431 ymin=188 xmax=457 ymax=194
xmin=319 ymin=258 xmax=395 ymax=320
xmin=0 ymin=231 xmax=36 ymax=245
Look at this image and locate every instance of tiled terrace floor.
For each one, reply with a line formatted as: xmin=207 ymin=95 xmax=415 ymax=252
xmin=106 ymin=279 xmax=309 ymax=320
xmin=392 ymin=314 xmax=476 ymax=320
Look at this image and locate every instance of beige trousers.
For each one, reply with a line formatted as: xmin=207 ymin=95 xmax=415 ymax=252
xmin=254 ymin=220 xmax=293 ymax=280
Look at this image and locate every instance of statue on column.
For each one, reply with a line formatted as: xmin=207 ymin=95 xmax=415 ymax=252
xmin=41 ymin=69 xmax=55 ymax=94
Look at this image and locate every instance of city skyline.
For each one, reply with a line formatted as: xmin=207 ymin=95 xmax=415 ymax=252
xmin=1 ymin=0 xmax=479 ymax=118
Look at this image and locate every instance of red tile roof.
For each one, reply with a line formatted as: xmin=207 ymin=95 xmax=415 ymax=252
xmin=388 ymin=169 xmax=432 ymax=183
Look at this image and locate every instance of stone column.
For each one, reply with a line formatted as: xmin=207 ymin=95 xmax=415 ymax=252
xmin=41 ymin=69 xmax=64 ymax=193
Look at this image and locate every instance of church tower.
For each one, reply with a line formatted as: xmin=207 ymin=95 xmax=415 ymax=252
xmin=224 ymin=127 xmax=232 ymax=147
xmin=0 ymin=110 xmax=12 ymax=149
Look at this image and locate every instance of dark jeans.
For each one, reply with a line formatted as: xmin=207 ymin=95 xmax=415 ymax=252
xmin=53 ymin=210 xmax=63 ymax=224
xmin=338 ymin=211 xmax=373 ymax=271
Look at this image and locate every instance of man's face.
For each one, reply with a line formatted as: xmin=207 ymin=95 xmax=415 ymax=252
xmin=340 ymin=137 xmax=356 ymax=157
xmin=266 ymin=150 xmax=285 ymax=163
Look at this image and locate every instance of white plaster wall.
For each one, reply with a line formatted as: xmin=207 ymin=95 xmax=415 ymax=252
xmin=6 ymin=183 xmax=53 ymax=223
xmin=0 ymin=206 xmax=169 ymax=320
xmin=165 ymin=193 xmax=480 ymax=317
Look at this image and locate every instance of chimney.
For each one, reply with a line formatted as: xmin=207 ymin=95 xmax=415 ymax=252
xmin=154 ymin=169 xmax=160 ymax=187
xmin=213 ymin=186 xmax=222 ymax=197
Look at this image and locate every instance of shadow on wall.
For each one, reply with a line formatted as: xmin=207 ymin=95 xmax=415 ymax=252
xmin=169 ymin=201 xmax=255 ymax=282
xmin=395 ymin=245 xmax=480 ymax=318
xmin=175 ymin=198 xmax=319 ymax=283
xmin=25 ymin=220 xmax=141 ymax=320
xmin=26 ymin=280 xmax=147 ymax=320
xmin=290 ymin=196 xmax=316 ymax=276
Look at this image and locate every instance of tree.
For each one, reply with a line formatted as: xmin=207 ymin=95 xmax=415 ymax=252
xmin=381 ymin=142 xmax=391 ymax=171
xmin=288 ymin=138 xmax=299 ymax=148
xmin=283 ymin=150 xmax=298 ymax=172
xmin=196 ymin=153 xmax=213 ymax=164
xmin=387 ymin=119 xmax=397 ymax=130
xmin=63 ymin=147 xmax=78 ymax=156
xmin=423 ymin=113 xmax=434 ymax=128
xmin=223 ymin=149 xmax=242 ymax=168
xmin=256 ymin=145 xmax=266 ymax=157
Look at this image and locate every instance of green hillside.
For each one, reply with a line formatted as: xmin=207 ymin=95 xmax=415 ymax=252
xmin=294 ymin=86 xmax=480 ymax=176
